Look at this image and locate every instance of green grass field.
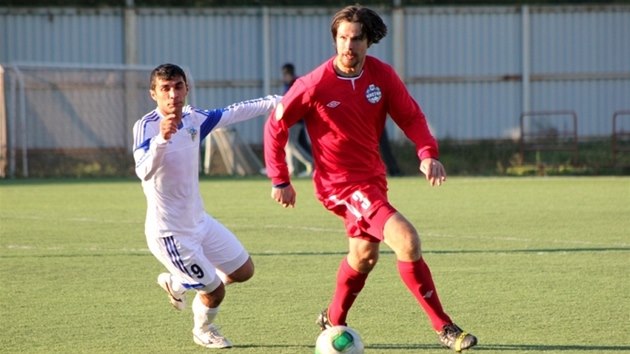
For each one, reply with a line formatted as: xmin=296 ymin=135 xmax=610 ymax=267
xmin=1 ymin=177 xmax=629 ymax=353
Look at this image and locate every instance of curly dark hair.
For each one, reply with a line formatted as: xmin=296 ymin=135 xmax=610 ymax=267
xmin=330 ymin=6 xmax=388 ymax=46
xmin=150 ymin=63 xmax=187 ymax=90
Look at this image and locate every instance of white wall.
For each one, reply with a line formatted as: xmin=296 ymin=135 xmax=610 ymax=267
xmin=2 ymin=5 xmax=629 ymax=144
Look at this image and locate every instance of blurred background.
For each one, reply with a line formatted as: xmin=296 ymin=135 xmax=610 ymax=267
xmin=1 ymin=0 xmax=629 ymax=178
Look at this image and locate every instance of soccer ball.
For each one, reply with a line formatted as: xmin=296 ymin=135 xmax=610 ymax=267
xmin=315 ymin=326 xmax=364 ymax=354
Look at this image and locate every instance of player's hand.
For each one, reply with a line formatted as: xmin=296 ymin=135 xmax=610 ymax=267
xmin=420 ymin=158 xmax=447 ymax=187
xmin=271 ymin=184 xmax=296 ymax=208
xmin=160 ymin=113 xmax=179 ymax=140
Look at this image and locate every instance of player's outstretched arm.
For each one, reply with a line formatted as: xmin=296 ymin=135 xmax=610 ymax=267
xmin=420 ymin=158 xmax=447 ymax=187
xmin=196 ymin=95 xmax=281 ymax=141
xmin=214 ymin=95 xmax=282 ymax=129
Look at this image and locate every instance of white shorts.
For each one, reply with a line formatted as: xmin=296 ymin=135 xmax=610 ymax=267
xmin=147 ymin=214 xmax=249 ymax=292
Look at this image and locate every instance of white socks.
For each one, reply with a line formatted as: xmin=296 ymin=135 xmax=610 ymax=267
xmin=192 ymin=292 xmax=218 ymax=332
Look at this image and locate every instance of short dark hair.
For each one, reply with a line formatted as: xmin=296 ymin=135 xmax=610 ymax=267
xmin=282 ymin=63 xmax=295 ymax=76
xmin=150 ymin=63 xmax=187 ymax=90
xmin=331 ymin=6 xmax=388 ymax=46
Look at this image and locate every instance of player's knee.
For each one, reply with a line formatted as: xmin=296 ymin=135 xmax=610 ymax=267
xmin=348 ymin=238 xmax=380 ymax=273
xmin=385 ymin=215 xmax=422 ymax=261
xmin=387 ymin=225 xmax=422 ymax=260
xmin=354 ymin=250 xmax=379 ymax=273
xmin=359 ymin=256 xmax=378 ymax=272
xmin=227 ymin=257 xmax=255 ymax=283
xmin=399 ymin=227 xmax=421 ymax=258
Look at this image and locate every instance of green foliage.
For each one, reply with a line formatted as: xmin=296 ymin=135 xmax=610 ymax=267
xmin=1 ymin=178 xmax=629 ymax=353
xmin=391 ymin=138 xmax=630 ymax=177
xmin=12 ymin=149 xmax=133 ymax=178
xmin=9 ymin=138 xmax=628 ymax=178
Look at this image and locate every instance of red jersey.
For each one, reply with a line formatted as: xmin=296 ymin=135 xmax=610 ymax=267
xmin=264 ymin=56 xmax=438 ymax=195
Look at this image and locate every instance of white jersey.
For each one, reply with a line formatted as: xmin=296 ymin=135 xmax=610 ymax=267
xmin=133 ymin=95 xmax=280 ymax=239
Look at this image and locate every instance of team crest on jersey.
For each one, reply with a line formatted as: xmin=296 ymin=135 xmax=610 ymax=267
xmin=365 ymin=84 xmax=382 ymax=104
xmin=187 ymin=127 xmax=197 ymax=141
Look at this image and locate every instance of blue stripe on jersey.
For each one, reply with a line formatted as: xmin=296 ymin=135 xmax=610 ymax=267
xmin=163 ymin=236 xmax=193 ymax=278
xmin=224 ymin=96 xmax=271 ymax=110
xmin=136 ymin=138 xmax=151 ymax=153
xmin=134 ymin=111 xmax=160 ymax=149
xmin=199 ymin=108 xmax=224 ymax=140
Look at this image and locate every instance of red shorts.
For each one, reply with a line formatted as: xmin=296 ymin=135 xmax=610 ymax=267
xmin=320 ymin=182 xmax=397 ymax=243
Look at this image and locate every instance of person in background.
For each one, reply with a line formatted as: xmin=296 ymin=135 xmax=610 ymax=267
xmin=282 ymin=63 xmax=313 ymax=177
xmin=380 ymin=126 xmax=402 ymax=176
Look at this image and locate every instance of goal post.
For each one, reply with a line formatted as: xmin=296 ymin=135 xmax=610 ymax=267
xmin=612 ymin=110 xmax=630 ymax=166
xmin=203 ymin=127 xmax=264 ymax=177
xmin=2 ymin=62 xmax=262 ymax=178
xmin=0 ymin=65 xmax=6 ymax=178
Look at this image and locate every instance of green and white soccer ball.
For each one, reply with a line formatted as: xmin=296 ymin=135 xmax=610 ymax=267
xmin=315 ymin=326 xmax=364 ymax=354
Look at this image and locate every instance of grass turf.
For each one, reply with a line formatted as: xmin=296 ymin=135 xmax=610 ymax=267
xmin=1 ymin=177 xmax=629 ymax=353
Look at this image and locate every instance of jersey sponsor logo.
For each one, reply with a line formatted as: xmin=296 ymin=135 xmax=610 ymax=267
xmin=274 ymin=103 xmax=284 ymax=120
xmin=365 ymin=84 xmax=382 ymax=104
xmin=187 ymin=127 xmax=197 ymax=141
xmin=326 ymin=100 xmax=341 ymax=108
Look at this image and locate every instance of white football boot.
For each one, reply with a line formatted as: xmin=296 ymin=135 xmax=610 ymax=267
xmin=193 ymin=324 xmax=233 ymax=349
xmin=157 ymin=273 xmax=186 ymax=311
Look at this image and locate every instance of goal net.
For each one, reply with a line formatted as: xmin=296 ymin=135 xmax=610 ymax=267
xmin=3 ymin=63 xmax=157 ymax=177
xmin=1 ymin=63 xmax=264 ymax=178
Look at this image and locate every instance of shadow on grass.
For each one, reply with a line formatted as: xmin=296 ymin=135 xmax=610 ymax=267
xmin=236 ymin=343 xmax=313 ymax=350
xmin=368 ymin=343 xmax=630 ymax=351
xmin=251 ymin=247 xmax=630 ymax=257
xmin=2 ymin=247 xmax=629 ymax=259
xmin=235 ymin=343 xmax=630 ymax=351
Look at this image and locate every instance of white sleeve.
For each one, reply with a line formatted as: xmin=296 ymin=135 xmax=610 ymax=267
xmin=214 ymin=95 xmax=282 ymax=130
xmin=132 ymin=121 xmax=168 ymax=181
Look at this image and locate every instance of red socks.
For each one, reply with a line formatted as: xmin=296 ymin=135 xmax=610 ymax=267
xmin=398 ymin=258 xmax=452 ymax=331
xmin=328 ymin=258 xmax=368 ymax=326
xmin=328 ymin=257 xmax=451 ymax=331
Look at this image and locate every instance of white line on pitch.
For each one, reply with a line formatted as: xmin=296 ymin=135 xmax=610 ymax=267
xmin=3 ymin=244 xmax=151 ymax=253
xmin=257 ymin=224 xmax=630 ymax=248
xmin=1 ymin=215 xmax=627 ymax=249
xmin=0 ymin=214 xmax=140 ymax=224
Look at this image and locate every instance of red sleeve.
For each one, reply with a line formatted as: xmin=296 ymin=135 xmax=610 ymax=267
xmin=264 ymin=79 xmax=312 ymax=186
xmin=386 ymin=67 xmax=439 ymax=161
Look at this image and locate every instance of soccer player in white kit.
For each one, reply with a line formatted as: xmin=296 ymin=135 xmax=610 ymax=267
xmin=133 ymin=63 xmax=280 ymax=348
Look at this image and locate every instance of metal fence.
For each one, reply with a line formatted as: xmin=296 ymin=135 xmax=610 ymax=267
xmin=1 ymin=5 xmax=629 ymax=146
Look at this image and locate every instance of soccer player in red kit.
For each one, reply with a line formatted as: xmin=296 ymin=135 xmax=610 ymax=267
xmin=264 ymin=5 xmax=477 ymax=352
